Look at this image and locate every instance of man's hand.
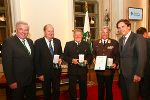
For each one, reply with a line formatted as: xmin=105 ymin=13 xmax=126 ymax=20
xmin=58 ymin=59 xmax=62 ymax=66
xmin=38 ymin=75 xmax=44 ymax=81
xmin=72 ymin=59 xmax=79 ymax=64
xmin=93 ymin=58 xmax=96 ymax=64
xmin=84 ymin=60 xmax=88 ymax=65
xmin=9 ymin=82 xmax=17 ymax=89
xmin=112 ymin=63 xmax=116 ymax=69
xmin=133 ymin=75 xmax=141 ymax=83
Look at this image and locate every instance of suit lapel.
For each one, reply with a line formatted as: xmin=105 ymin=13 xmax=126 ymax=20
xmin=42 ymin=37 xmax=53 ymax=57
xmin=26 ymin=39 xmax=33 ymax=56
xmin=53 ymin=38 xmax=56 ymax=54
xmin=119 ymin=37 xmax=123 ymax=53
xmin=121 ymin=33 xmax=134 ymax=53
xmin=14 ymin=35 xmax=29 ymax=55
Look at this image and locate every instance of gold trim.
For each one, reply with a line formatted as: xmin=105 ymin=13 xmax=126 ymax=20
xmin=108 ymin=39 xmax=111 ymax=43
xmin=99 ymin=40 xmax=102 ymax=43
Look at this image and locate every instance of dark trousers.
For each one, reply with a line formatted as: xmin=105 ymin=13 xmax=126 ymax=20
xmin=140 ymin=75 xmax=150 ymax=100
xmin=96 ymin=73 xmax=113 ymax=100
xmin=120 ymin=73 xmax=139 ymax=100
xmin=69 ymin=73 xmax=87 ymax=100
xmin=11 ymin=84 xmax=36 ymax=100
xmin=42 ymin=70 xmax=61 ymax=100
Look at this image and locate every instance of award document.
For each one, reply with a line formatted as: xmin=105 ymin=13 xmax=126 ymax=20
xmin=53 ymin=55 xmax=60 ymax=69
xmin=94 ymin=56 xmax=107 ymax=70
xmin=79 ymin=54 xmax=86 ymax=67
xmin=53 ymin=55 xmax=60 ymax=63
xmin=107 ymin=58 xmax=113 ymax=66
xmin=79 ymin=54 xmax=84 ymax=63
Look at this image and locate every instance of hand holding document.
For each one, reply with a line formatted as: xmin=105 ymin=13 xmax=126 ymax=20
xmin=79 ymin=54 xmax=84 ymax=63
xmin=79 ymin=54 xmax=86 ymax=67
xmin=94 ymin=56 xmax=107 ymax=70
xmin=53 ymin=55 xmax=60 ymax=63
xmin=53 ymin=55 xmax=60 ymax=69
xmin=107 ymin=58 xmax=113 ymax=69
xmin=107 ymin=58 xmax=113 ymax=66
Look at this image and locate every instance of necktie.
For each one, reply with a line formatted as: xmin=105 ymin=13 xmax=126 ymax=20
xmin=22 ymin=40 xmax=31 ymax=55
xmin=122 ymin=36 xmax=126 ymax=47
xmin=121 ymin=36 xmax=126 ymax=51
xmin=49 ymin=40 xmax=54 ymax=56
xmin=103 ymin=40 xmax=106 ymax=46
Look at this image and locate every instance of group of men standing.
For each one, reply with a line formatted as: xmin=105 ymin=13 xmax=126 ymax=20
xmin=1 ymin=19 xmax=150 ymax=100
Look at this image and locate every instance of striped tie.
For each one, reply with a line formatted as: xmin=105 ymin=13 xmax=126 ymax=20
xmin=22 ymin=40 xmax=31 ymax=55
xmin=49 ymin=40 xmax=54 ymax=56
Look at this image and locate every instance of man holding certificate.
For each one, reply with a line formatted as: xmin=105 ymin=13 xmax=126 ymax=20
xmin=34 ymin=24 xmax=62 ymax=100
xmin=92 ymin=27 xmax=119 ymax=100
xmin=63 ymin=29 xmax=92 ymax=100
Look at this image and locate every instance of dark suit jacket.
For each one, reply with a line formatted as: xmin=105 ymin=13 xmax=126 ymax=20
xmin=119 ymin=32 xmax=147 ymax=79
xmin=144 ymin=38 xmax=150 ymax=76
xmin=34 ymin=37 xmax=62 ymax=77
xmin=92 ymin=38 xmax=119 ymax=76
xmin=63 ymin=41 xmax=92 ymax=75
xmin=2 ymin=35 xmax=34 ymax=87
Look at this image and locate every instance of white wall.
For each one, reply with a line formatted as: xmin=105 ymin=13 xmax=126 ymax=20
xmin=11 ymin=0 xmax=74 ymax=50
xmin=10 ymin=0 xmax=149 ymax=45
xmin=111 ymin=0 xmax=124 ymax=40
xmin=111 ymin=0 xmax=148 ymax=40
xmin=124 ymin=0 xmax=149 ymax=33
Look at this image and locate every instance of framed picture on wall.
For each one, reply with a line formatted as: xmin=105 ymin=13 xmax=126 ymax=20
xmin=128 ymin=7 xmax=143 ymax=20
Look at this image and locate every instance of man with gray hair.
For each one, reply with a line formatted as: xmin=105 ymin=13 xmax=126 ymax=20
xmin=92 ymin=26 xmax=119 ymax=100
xmin=63 ymin=29 xmax=92 ymax=100
xmin=2 ymin=21 xmax=36 ymax=100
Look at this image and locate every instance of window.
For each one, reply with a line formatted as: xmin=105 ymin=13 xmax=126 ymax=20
xmin=74 ymin=0 xmax=99 ymax=39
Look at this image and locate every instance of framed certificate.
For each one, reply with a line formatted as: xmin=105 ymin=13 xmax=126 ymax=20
xmin=128 ymin=7 xmax=143 ymax=20
xmin=94 ymin=56 xmax=107 ymax=70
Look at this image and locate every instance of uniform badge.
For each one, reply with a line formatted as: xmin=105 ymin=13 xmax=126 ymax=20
xmin=108 ymin=39 xmax=111 ymax=43
xmin=99 ymin=40 xmax=102 ymax=43
xmin=107 ymin=46 xmax=114 ymax=49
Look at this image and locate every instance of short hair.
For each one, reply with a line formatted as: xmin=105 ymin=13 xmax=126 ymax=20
xmin=102 ymin=26 xmax=111 ymax=32
xmin=136 ymin=27 xmax=147 ymax=35
xmin=16 ymin=21 xmax=29 ymax=29
xmin=43 ymin=24 xmax=53 ymax=31
xmin=116 ymin=19 xmax=131 ymax=28
xmin=74 ymin=29 xmax=83 ymax=34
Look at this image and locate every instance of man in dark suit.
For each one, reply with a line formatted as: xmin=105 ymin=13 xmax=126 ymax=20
xmin=92 ymin=27 xmax=119 ymax=100
xmin=136 ymin=27 xmax=150 ymax=100
xmin=63 ymin=29 xmax=92 ymax=100
xmin=2 ymin=21 xmax=36 ymax=100
xmin=34 ymin=24 xmax=62 ymax=100
xmin=116 ymin=19 xmax=147 ymax=100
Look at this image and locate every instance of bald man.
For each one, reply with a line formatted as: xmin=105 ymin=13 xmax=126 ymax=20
xmin=34 ymin=24 xmax=62 ymax=100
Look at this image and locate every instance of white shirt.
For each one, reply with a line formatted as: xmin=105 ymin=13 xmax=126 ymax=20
xmin=75 ymin=41 xmax=81 ymax=45
xmin=44 ymin=37 xmax=54 ymax=51
xmin=102 ymin=39 xmax=108 ymax=44
xmin=17 ymin=36 xmax=31 ymax=54
xmin=124 ymin=31 xmax=131 ymax=45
